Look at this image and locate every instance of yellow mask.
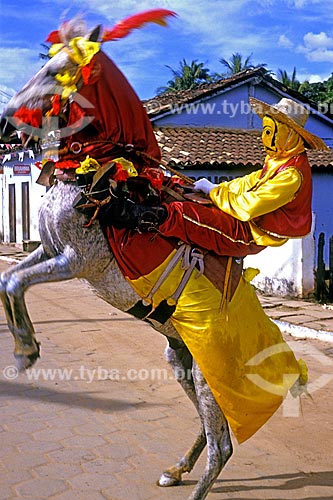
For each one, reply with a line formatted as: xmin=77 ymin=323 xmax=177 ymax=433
xmin=262 ymin=116 xmax=304 ymax=159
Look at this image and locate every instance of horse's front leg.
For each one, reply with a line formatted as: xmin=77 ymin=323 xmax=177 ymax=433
xmin=0 ymin=245 xmax=48 ymax=328
xmin=1 ymin=248 xmax=78 ymax=370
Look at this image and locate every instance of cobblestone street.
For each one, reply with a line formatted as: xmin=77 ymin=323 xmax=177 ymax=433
xmin=0 ymin=257 xmax=333 ymax=500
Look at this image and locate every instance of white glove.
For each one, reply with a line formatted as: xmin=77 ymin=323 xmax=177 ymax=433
xmin=193 ymin=178 xmax=218 ymax=195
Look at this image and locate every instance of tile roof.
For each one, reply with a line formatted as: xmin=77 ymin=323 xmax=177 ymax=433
xmin=144 ymin=67 xmax=332 ymax=120
xmin=145 ymin=68 xmax=268 ymax=118
xmin=154 ymin=127 xmax=333 ymax=169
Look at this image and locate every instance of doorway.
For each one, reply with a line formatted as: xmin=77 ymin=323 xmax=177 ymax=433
xmin=21 ymin=181 xmax=30 ymax=241
xmin=8 ymin=183 xmax=16 ymax=242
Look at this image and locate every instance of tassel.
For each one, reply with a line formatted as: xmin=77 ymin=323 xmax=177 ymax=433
xmin=289 ymin=358 xmax=313 ymax=400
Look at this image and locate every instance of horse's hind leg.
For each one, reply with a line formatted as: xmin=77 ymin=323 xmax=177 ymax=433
xmin=158 ymin=343 xmax=207 ymax=487
xmin=1 ymin=248 xmax=78 ymax=370
xmin=187 ymin=361 xmax=233 ymax=500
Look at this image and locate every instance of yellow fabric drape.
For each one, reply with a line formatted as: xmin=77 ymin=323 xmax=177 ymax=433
xmin=129 ymin=254 xmax=301 ymax=444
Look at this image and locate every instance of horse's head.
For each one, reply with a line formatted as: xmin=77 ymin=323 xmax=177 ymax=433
xmin=1 ymin=9 xmax=176 ymax=168
xmin=1 ymin=18 xmax=96 ymax=141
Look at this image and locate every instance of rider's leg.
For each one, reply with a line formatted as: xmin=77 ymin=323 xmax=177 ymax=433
xmin=158 ymin=201 xmax=265 ymax=257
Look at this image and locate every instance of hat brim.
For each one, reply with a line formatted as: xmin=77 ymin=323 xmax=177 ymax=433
xmin=249 ymin=97 xmax=329 ymax=151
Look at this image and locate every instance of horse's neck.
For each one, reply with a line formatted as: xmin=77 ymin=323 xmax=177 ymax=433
xmin=37 ymin=180 xmax=175 ymax=330
xmin=38 ymin=181 xmax=112 ymax=269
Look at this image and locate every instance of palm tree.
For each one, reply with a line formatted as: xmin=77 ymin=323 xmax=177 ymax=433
xmin=214 ymin=53 xmax=266 ymax=80
xmin=277 ymin=67 xmax=300 ymax=91
xmin=219 ymin=52 xmax=254 ymax=75
xmin=157 ymin=59 xmax=212 ymax=94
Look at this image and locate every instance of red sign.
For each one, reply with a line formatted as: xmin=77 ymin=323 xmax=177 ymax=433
xmin=13 ymin=164 xmax=31 ymax=175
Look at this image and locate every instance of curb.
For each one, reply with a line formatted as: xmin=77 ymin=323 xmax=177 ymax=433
xmin=274 ymin=319 xmax=333 ymax=344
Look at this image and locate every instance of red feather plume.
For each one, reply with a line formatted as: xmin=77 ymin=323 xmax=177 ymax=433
xmin=45 ymin=20 xmax=70 ymax=43
xmin=102 ymin=9 xmax=177 ymax=42
xmin=46 ymin=30 xmax=62 ymax=44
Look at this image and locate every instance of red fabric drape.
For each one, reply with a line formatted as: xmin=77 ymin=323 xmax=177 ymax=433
xmin=60 ymin=51 xmax=161 ymax=169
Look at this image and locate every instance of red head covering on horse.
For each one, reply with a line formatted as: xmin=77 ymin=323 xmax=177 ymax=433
xmin=60 ymin=49 xmax=161 ymax=168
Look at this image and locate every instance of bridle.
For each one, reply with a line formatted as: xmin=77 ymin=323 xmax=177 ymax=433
xmin=57 ymin=138 xmax=195 ymax=185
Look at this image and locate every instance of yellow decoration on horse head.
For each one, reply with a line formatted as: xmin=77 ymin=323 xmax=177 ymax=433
xmin=49 ymin=38 xmax=101 ymax=99
xmin=76 ymin=156 xmax=101 ymax=175
xmin=45 ymin=10 xmax=176 ymax=100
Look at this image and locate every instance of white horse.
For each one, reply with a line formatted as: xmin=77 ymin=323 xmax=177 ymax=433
xmin=0 ymin=16 xmax=233 ymax=500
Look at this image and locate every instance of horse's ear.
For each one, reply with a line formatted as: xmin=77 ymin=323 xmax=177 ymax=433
xmin=89 ymin=25 xmax=101 ymax=42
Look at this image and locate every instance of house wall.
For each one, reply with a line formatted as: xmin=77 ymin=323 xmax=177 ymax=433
xmin=153 ymin=85 xmax=250 ymax=127
xmin=0 ymin=155 xmax=46 ymax=244
xmin=245 ymin=227 xmax=316 ymax=298
xmin=312 ymin=171 xmax=333 ymax=264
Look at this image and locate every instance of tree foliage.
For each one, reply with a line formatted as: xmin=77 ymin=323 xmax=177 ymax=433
xmin=277 ymin=67 xmax=300 ymax=91
xmin=157 ymin=59 xmax=212 ymax=94
xmin=219 ymin=53 xmax=255 ymax=75
xmin=299 ymin=74 xmax=333 ymax=105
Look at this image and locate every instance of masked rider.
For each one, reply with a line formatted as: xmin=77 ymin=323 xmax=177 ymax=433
xmin=114 ymin=97 xmax=328 ymax=257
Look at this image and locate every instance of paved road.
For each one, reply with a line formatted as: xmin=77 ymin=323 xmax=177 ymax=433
xmin=0 ymin=257 xmax=333 ymax=500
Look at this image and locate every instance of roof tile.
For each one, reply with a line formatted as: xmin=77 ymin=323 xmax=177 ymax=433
xmin=155 ymin=127 xmax=333 ymax=169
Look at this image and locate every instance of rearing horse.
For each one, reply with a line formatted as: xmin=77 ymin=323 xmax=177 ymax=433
xmin=0 ymin=11 xmax=304 ymax=500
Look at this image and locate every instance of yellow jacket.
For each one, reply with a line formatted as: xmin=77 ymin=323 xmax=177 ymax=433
xmin=209 ymin=156 xmax=304 ymax=246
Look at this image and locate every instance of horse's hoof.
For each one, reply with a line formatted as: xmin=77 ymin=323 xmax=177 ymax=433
xmin=157 ymin=472 xmax=181 ymax=487
xmin=14 ymin=346 xmax=40 ymax=371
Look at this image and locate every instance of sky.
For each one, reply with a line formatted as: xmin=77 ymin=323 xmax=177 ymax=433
xmin=1 ymin=0 xmax=333 ymax=111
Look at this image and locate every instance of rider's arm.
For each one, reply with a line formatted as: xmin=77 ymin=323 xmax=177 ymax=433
xmin=219 ymin=169 xmax=262 ymax=194
xmin=209 ymin=168 xmax=302 ymax=221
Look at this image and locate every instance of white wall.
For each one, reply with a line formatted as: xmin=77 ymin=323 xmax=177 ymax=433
xmin=245 ymin=221 xmax=316 ymax=298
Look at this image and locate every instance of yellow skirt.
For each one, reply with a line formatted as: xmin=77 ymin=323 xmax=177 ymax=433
xmin=129 ymin=252 xmax=301 ymax=443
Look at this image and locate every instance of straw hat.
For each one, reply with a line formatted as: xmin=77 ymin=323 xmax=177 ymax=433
xmin=249 ymin=97 xmax=329 ymax=150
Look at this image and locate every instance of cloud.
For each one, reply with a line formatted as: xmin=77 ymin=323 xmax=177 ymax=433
xmin=297 ymin=31 xmax=333 ymax=62
xmin=303 ymin=31 xmax=333 ymax=49
xmin=0 ymin=48 xmax=42 ymax=91
xmin=278 ymin=35 xmax=294 ymax=49
xmin=287 ymin=0 xmax=321 ymax=7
